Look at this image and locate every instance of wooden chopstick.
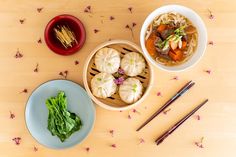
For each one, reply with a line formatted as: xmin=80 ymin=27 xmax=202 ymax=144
xmin=136 ymin=80 xmax=195 ymax=131
xmin=155 ymin=99 xmax=208 ymax=145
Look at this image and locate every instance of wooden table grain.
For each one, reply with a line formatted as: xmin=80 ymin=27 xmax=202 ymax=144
xmin=0 ymin=0 xmax=235 ymax=156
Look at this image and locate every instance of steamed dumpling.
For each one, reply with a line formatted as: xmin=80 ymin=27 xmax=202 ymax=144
xmin=121 ymin=52 xmax=146 ymax=76
xmin=95 ymin=47 xmax=120 ymax=74
xmin=119 ymin=78 xmax=143 ymax=104
xmin=91 ymin=72 xmax=117 ymax=98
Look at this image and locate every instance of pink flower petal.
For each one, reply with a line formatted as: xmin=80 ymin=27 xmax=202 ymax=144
xmin=171 ymin=76 xmax=179 ymax=80
xmin=84 ymin=6 xmax=92 ymax=13
xmin=59 ymin=71 xmax=68 ymax=79
xmin=109 ymin=129 xmax=114 ymax=137
xmin=125 ymin=25 xmax=130 ymax=29
xmin=10 ymin=111 xmax=15 ymax=119
xmin=110 ymin=16 xmax=115 ymax=20
xmin=34 ymin=63 xmax=39 ymax=72
xmin=20 ymin=89 xmax=28 ymax=93
xmin=208 ymin=9 xmax=215 ymax=20
xmin=37 ymin=38 xmax=42 ymax=44
xmin=194 ymin=137 xmax=204 ymax=148
xmin=94 ymin=29 xmax=100 ymax=33
xmin=128 ymin=114 xmax=131 ymax=119
xmin=208 ymin=41 xmax=214 ymax=45
xmin=194 ymin=114 xmax=201 ymax=120
xmin=12 ymin=137 xmax=21 ymax=145
xmin=19 ymin=19 xmax=25 ymax=24
xmin=163 ymin=108 xmax=171 ymax=115
xmin=37 ymin=7 xmax=43 ymax=13
xmin=85 ymin=147 xmax=90 ymax=152
xmin=74 ymin=60 xmax=79 ymax=65
xmin=128 ymin=7 xmax=133 ymax=13
xmin=111 ymin=144 xmax=116 ymax=148
xmin=204 ymin=70 xmax=211 ymax=74
xmin=138 ymin=138 xmax=145 ymax=144
xmin=15 ymin=49 xmax=23 ymax=58
xmin=132 ymin=109 xmax=141 ymax=114
xmin=157 ymin=92 xmax=162 ymax=96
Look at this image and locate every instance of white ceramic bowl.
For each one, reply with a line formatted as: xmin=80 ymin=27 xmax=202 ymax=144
xmin=140 ymin=5 xmax=207 ymax=72
xmin=83 ymin=40 xmax=153 ymax=111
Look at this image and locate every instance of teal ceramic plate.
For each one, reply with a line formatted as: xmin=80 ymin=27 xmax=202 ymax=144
xmin=25 ymin=80 xmax=95 ymax=149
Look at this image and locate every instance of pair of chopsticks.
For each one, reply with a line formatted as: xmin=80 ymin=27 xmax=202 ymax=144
xmin=136 ymin=80 xmax=208 ymax=145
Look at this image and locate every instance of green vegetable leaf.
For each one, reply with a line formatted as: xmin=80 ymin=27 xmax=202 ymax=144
xmin=45 ymin=91 xmax=82 ymax=142
xmin=132 ymin=84 xmax=138 ymax=92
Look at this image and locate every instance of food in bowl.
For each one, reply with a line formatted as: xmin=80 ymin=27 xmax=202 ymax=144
xmin=83 ymin=40 xmax=153 ymax=110
xmin=91 ymin=46 xmax=147 ymax=104
xmin=91 ymin=72 xmax=117 ymax=98
xmin=44 ymin=14 xmax=86 ymax=56
xmin=95 ymin=47 xmax=121 ymax=74
xmin=145 ymin=12 xmax=198 ymax=66
xmin=53 ymin=25 xmax=78 ymax=49
xmin=45 ymin=91 xmax=82 ymax=142
xmin=121 ymin=52 xmax=146 ymax=76
xmin=119 ymin=78 xmax=143 ymax=104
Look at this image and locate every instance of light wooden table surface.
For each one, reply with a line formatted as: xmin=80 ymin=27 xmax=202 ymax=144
xmin=0 ymin=0 xmax=235 ymax=156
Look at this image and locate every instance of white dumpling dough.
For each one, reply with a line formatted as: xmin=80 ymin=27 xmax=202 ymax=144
xmin=95 ymin=47 xmax=120 ymax=74
xmin=119 ymin=78 xmax=143 ymax=104
xmin=91 ymin=72 xmax=117 ymax=98
xmin=121 ymin=52 xmax=146 ymax=76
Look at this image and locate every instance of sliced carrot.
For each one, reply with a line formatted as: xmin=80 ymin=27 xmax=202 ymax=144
xmin=170 ymin=40 xmax=178 ymax=50
xmin=156 ymin=24 xmax=167 ymax=33
xmin=145 ymin=33 xmax=156 ymax=56
xmin=181 ymin=41 xmax=187 ymax=50
xmin=168 ymin=49 xmax=183 ymax=61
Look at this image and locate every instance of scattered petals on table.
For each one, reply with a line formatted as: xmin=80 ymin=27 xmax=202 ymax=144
xmin=128 ymin=114 xmax=132 ymax=119
xmin=109 ymin=129 xmax=114 ymax=137
xmin=33 ymin=146 xmax=38 ymax=152
xmin=19 ymin=18 xmax=25 ymax=24
xmin=37 ymin=7 xmax=43 ymax=13
xmin=14 ymin=49 xmax=23 ymax=58
xmin=125 ymin=22 xmax=137 ymax=38
xmin=128 ymin=7 xmax=133 ymax=13
xmin=84 ymin=5 xmax=92 ymax=13
xmin=20 ymin=89 xmax=28 ymax=94
xmin=37 ymin=38 xmax=42 ymax=44
xmin=110 ymin=16 xmax=115 ymax=20
xmin=207 ymin=9 xmax=215 ymax=20
xmin=171 ymin=76 xmax=179 ymax=80
xmin=157 ymin=91 xmax=162 ymax=97
xmin=85 ymin=147 xmax=90 ymax=152
xmin=94 ymin=29 xmax=100 ymax=33
xmin=34 ymin=63 xmax=39 ymax=72
xmin=110 ymin=144 xmax=117 ymax=148
xmin=138 ymin=138 xmax=145 ymax=145
xmin=9 ymin=111 xmax=15 ymax=119
xmin=74 ymin=60 xmax=79 ymax=65
xmin=163 ymin=108 xmax=171 ymax=115
xmin=194 ymin=114 xmax=201 ymax=120
xmin=194 ymin=137 xmax=204 ymax=148
xmin=204 ymin=69 xmax=212 ymax=74
xmin=208 ymin=40 xmax=214 ymax=45
xmin=12 ymin=137 xmax=21 ymax=145
xmin=59 ymin=70 xmax=68 ymax=79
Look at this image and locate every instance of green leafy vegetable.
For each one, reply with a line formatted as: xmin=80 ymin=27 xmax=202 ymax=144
xmin=156 ymin=25 xmax=186 ymax=50
xmin=45 ymin=91 xmax=82 ymax=142
xmin=174 ymin=25 xmax=186 ymax=36
xmin=132 ymin=84 xmax=138 ymax=92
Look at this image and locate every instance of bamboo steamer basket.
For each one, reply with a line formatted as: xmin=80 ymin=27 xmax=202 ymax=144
xmin=83 ymin=40 xmax=154 ymax=111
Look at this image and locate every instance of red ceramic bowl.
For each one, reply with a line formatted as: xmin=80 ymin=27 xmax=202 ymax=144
xmin=44 ymin=14 xmax=86 ymax=55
